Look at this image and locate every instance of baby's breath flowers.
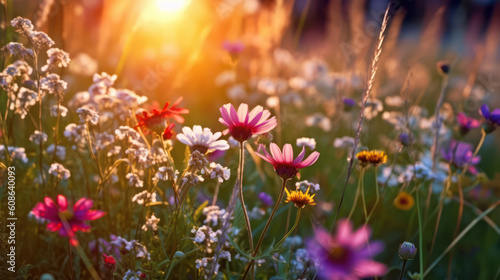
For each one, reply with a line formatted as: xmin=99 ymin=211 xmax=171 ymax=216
xmin=393 ymin=191 xmax=415 ymax=210
xmin=356 ymin=150 xmax=387 ymax=167
xmin=285 ymin=188 xmax=316 ymax=208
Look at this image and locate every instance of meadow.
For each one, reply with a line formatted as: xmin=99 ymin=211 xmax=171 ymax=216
xmin=0 ymin=0 xmax=500 ymax=279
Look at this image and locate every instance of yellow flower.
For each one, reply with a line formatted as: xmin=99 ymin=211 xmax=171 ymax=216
xmin=285 ymin=187 xmax=316 ymax=208
xmin=356 ymin=150 xmax=387 ymax=167
xmin=394 ymin=191 xmax=414 ymax=210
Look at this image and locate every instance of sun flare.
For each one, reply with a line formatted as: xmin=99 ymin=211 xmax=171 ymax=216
xmin=156 ymin=0 xmax=191 ymax=13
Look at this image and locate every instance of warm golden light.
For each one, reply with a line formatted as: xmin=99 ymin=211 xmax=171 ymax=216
xmin=156 ymin=0 xmax=191 ymax=13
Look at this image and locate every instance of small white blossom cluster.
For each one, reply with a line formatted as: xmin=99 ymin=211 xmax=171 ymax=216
xmin=189 ymin=150 xmax=209 ymax=171
xmin=48 ymin=163 xmax=71 ymax=180
xmin=123 ymin=270 xmax=143 ymax=280
xmin=181 ymin=172 xmax=204 ymax=185
xmin=11 ymin=87 xmax=38 ymax=119
xmin=202 ymin=205 xmax=227 ymax=226
xmin=296 ymin=137 xmax=316 ymax=150
xmin=3 ymin=42 xmax=33 ymax=58
xmin=64 ymin=123 xmax=88 ymax=146
xmin=0 ymin=145 xmax=28 ymax=163
xmin=132 ymin=190 xmax=157 ymax=205
xmin=247 ymin=206 xmax=266 ymax=220
xmin=142 ymin=213 xmax=160 ymax=231
xmin=40 ymin=73 xmax=67 ymax=97
xmin=288 ymin=248 xmax=319 ymax=279
xmin=76 ymin=106 xmax=99 ymax=125
xmin=41 ymin=48 xmax=70 ymax=72
xmin=110 ymin=236 xmax=150 ymax=260
xmin=295 ymin=180 xmax=320 ymax=193
xmin=126 ymin=173 xmax=144 ymax=188
xmin=207 ymin=163 xmax=230 ymax=183
xmin=47 ymin=144 xmax=66 ymax=160
xmin=29 ymin=130 xmax=47 ymax=145
xmin=50 ymin=104 xmax=68 ymax=117
xmin=11 ymin=17 xmax=54 ymax=51
xmin=94 ymin=132 xmax=115 ymax=150
xmin=156 ymin=166 xmax=179 ymax=181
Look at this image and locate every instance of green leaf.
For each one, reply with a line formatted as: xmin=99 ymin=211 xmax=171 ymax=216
xmin=194 ymin=200 xmax=209 ymax=221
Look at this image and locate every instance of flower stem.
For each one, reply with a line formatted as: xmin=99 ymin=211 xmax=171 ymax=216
xmin=360 ymin=168 xmax=368 ymax=221
xmin=416 ymin=183 xmax=424 ymax=280
xmin=275 ymin=209 xmax=301 ymax=249
xmin=241 ymin=179 xmax=287 ymax=279
xmin=348 ymin=168 xmax=364 ymax=219
xmin=238 ymin=142 xmax=254 ymax=256
xmin=68 ymin=239 xmax=75 ymax=280
xmin=366 ymin=166 xmax=380 ymax=224
xmin=399 ymin=260 xmax=407 ymax=280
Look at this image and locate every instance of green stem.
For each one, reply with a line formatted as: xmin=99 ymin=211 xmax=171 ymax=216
xmin=238 ymin=142 xmax=255 ymax=254
xmin=347 ymin=168 xmax=364 ymax=219
xmin=366 ymin=166 xmax=380 ymax=224
xmin=274 ymin=209 xmax=301 ymax=249
xmin=416 ymin=183 xmax=424 ymax=280
xmin=399 ymin=260 xmax=407 ymax=280
xmin=360 ymin=168 xmax=368 ymax=221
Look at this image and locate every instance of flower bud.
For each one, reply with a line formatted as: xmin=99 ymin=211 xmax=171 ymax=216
xmin=173 ymin=251 xmax=185 ymax=259
xmin=399 ymin=132 xmax=411 ymax=146
xmin=436 ymin=61 xmax=450 ymax=76
xmin=399 ymin=241 xmax=417 ymax=260
xmin=102 ymin=253 xmax=117 ymax=272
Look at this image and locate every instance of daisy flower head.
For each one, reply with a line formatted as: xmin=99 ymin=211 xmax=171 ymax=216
xmin=356 ymin=150 xmax=387 ymax=167
xmin=306 ymin=220 xmax=387 ymax=280
xmin=285 ymin=187 xmax=316 ymax=208
xmin=136 ymin=97 xmax=189 ymax=135
xmin=256 ymin=143 xmax=319 ymax=180
xmin=219 ymin=103 xmax=277 ymax=143
xmin=177 ymin=125 xmax=229 ymax=154
xmin=393 ymin=191 xmax=414 ymax=211
xmin=30 ymin=195 xmax=105 ymax=246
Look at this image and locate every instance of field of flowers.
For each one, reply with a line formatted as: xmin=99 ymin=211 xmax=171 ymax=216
xmin=0 ymin=0 xmax=500 ymax=279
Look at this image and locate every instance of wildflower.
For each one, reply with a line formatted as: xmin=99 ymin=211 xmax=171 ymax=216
xmin=116 ymin=89 xmax=148 ymax=108
xmin=13 ymin=87 xmax=38 ymax=119
xmin=136 ymin=97 xmax=189 ymax=134
xmin=177 ymin=125 xmax=229 ymax=154
xmin=181 ymin=172 xmax=204 ymax=185
xmin=295 ymin=180 xmax=320 ymax=193
xmin=29 ymin=130 xmax=48 ymax=145
xmin=356 ymin=150 xmax=387 ymax=167
xmin=162 ymin=122 xmax=175 ymax=140
xmin=289 ymin=76 xmax=308 ymax=91
xmin=441 ymin=140 xmax=481 ymax=174
xmin=132 ymin=191 xmax=157 ymax=205
xmin=29 ymin=31 xmax=55 ymax=51
xmin=479 ymin=104 xmax=500 ymax=133
xmin=306 ymin=220 xmax=387 ymax=279
xmin=11 ymin=17 xmax=34 ymax=33
xmin=227 ymin=84 xmax=248 ymax=101
xmin=102 ymin=253 xmax=117 ymax=272
xmin=40 ymin=74 xmax=67 ymax=97
xmin=115 ymin=126 xmax=141 ymax=141
xmin=219 ymin=103 xmax=277 ymax=143
xmin=156 ymin=166 xmax=179 ymax=181
xmin=222 ymin=40 xmax=244 ymax=60
xmin=258 ymin=192 xmax=274 ymax=207
xmin=385 ymin=96 xmax=404 ymax=107
xmin=364 ymin=98 xmax=384 ymax=120
xmin=436 ymin=61 xmax=450 ymax=75
xmin=47 ymin=144 xmax=66 ymax=160
xmin=30 ymin=195 xmax=105 ymax=246
xmin=50 ymin=104 xmax=68 ymax=117
xmin=399 ymin=132 xmax=411 ymax=146
xmin=455 ymin=112 xmax=479 ymax=136
xmin=64 ymin=123 xmax=87 ymax=143
xmin=399 ymin=242 xmax=417 ymax=260
xmin=393 ymin=191 xmax=414 ymax=210
xmin=305 ymin=113 xmax=331 ymax=131
xmin=215 ymin=70 xmax=237 ymax=86
xmin=209 ymin=162 xmax=230 ymax=182
xmin=0 ymin=145 xmax=28 ymax=163
xmin=48 ymin=163 xmax=71 ymax=180
xmin=334 ymin=136 xmax=356 ymax=153
xmin=189 ymin=150 xmax=209 ymax=170
xmin=41 ymin=48 xmax=70 ymax=71
xmin=203 ymin=205 xmax=226 ymax=226
xmin=142 ymin=213 xmax=160 ymax=231
xmin=296 ymin=137 xmax=316 ymax=150
xmin=76 ymin=106 xmax=99 ymax=125
xmin=256 ymin=143 xmax=320 ymax=180
xmin=93 ymin=72 xmax=117 ymax=87
xmin=343 ymin=97 xmax=357 ymax=111
xmin=4 ymin=42 xmax=33 ymax=58
xmin=126 ymin=173 xmax=144 ymax=188
xmin=285 ymin=188 xmax=316 ymax=208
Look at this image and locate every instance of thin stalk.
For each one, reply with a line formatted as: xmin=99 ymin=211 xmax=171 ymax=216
xmin=429 ymin=171 xmax=453 ymax=257
xmin=293 ymin=0 xmax=312 ymax=48
xmin=347 ymin=168 xmax=363 ymax=219
xmin=366 ymin=166 xmax=380 ymax=224
xmin=399 ymin=260 xmax=407 ymax=280
xmin=68 ymin=238 xmax=75 ymax=280
xmin=50 ymin=99 xmax=62 ymax=163
xmin=238 ymin=142 xmax=254 ymax=255
xmin=360 ymin=168 xmax=368 ymax=221
xmin=241 ymin=179 xmax=288 ymax=279
xmin=274 ymin=209 xmax=301 ymax=249
xmin=416 ymin=184 xmax=424 ymax=280
xmin=212 ymin=181 xmax=221 ymax=205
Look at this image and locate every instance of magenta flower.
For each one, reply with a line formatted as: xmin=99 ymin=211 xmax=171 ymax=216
xmin=222 ymin=40 xmax=244 ymax=55
xmin=456 ymin=112 xmax=479 ymax=136
xmin=441 ymin=140 xmax=481 ymax=174
xmin=306 ymin=220 xmax=387 ymax=280
xmin=255 ymin=143 xmax=319 ymax=180
xmin=31 ymin=195 xmax=105 ymax=246
xmin=219 ymin=103 xmax=277 ymax=143
xmin=479 ymin=104 xmax=500 ymax=133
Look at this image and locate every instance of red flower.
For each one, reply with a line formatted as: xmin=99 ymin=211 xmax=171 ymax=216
xmin=136 ymin=97 xmax=189 ymax=135
xmin=140 ymin=272 xmax=147 ymax=279
xmin=102 ymin=253 xmax=117 ymax=272
xmin=31 ymin=195 xmax=105 ymax=246
xmin=256 ymin=143 xmax=319 ymax=180
xmin=162 ymin=123 xmax=175 ymax=140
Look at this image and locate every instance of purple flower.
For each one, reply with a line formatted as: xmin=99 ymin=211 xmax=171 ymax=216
xmin=222 ymin=41 xmax=244 ymax=55
xmin=399 ymin=132 xmax=411 ymax=146
xmin=258 ymin=192 xmax=273 ymax=207
xmin=457 ymin=113 xmax=479 ymax=136
xmin=479 ymin=104 xmax=500 ymax=133
xmin=343 ymin=98 xmax=357 ymax=111
xmin=441 ymin=140 xmax=481 ymax=174
xmin=306 ymin=220 xmax=387 ymax=279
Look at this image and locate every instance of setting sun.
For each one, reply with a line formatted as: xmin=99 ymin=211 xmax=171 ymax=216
xmin=156 ymin=0 xmax=191 ymax=13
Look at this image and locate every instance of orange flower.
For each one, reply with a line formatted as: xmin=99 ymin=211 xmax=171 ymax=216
xmin=356 ymin=150 xmax=387 ymax=167
xmin=285 ymin=187 xmax=316 ymax=208
xmin=393 ymin=191 xmax=414 ymax=210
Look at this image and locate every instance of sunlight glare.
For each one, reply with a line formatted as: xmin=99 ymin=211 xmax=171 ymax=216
xmin=156 ymin=0 xmax=191 ymax=13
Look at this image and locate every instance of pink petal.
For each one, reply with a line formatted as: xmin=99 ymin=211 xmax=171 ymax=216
xmin=74 ymin=198 xmax=93 ymax=212
xmin=269 ymin=143 xmax=284 ymax=162
xmin=82 ymin=210 xmax=106 ymax=220
xmin=46 ymin=222 xmax=62 ymax=232
xmin=247 ymin=106 xmax=263 ymax=124
xmin=255 ymin=144 xmax=276 ymax=164
xmin=44 ymin=197 xmax=56 ymax=208
xmin=229 ymin=104 xmax=240 ymax=125
xmin=247 ymin=111 xmax=263 ymax=127
xmin=283 ymin=144 xmax=294 ymax=163
xmin=296 ymin=151 xmax=320 ymax=168
xmin=237 ymin=103 xmax=249 ymax=124
xmin=57 ymin=195 xmax=68 ymax=210
xmin=354 ymin=260 xmax=387 ymax=277
xmin=220 ymin=105 xmax=234 ymax=126
xmin=292 ymin=147 xmax=306 ymax=166
xmin=335 ymin=219 xmax=353 ymax=245
xmin=349 ymin=225 xmax=371 ymax=248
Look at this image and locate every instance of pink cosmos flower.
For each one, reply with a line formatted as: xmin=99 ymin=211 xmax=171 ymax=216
xmin=222 ymin=40 xmax=244 ymax=55
xmin=456 ymin=112 xmax=479 ymax=135
xmin=31 ymin=195 xmax=105 ymax=246
xmin=306 ymin=220 xmax=387 ymax=280
xmin=219 ymin=103 xmax=277 ymax=143
xmin=255 ymin=143 xmax=319 ymax=180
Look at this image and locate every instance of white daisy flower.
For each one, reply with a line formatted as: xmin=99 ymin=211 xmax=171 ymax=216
xmin=177 ymin=125 xmax=229 ymax=154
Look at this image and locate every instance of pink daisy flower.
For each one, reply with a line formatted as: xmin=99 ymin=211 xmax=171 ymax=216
xmin=255 ymin=143 xmax=319 ymax=180
xmin=219 ymin=103 xmax=277 ymax=143
xmin=306 ymin=220 xmax=387 ymax=280
xmin=31 ymin=195 xmax=105 ymax=246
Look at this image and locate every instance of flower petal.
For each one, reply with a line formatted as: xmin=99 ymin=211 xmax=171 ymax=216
xmin=296 ymin=151 xmax=319 ymax=168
